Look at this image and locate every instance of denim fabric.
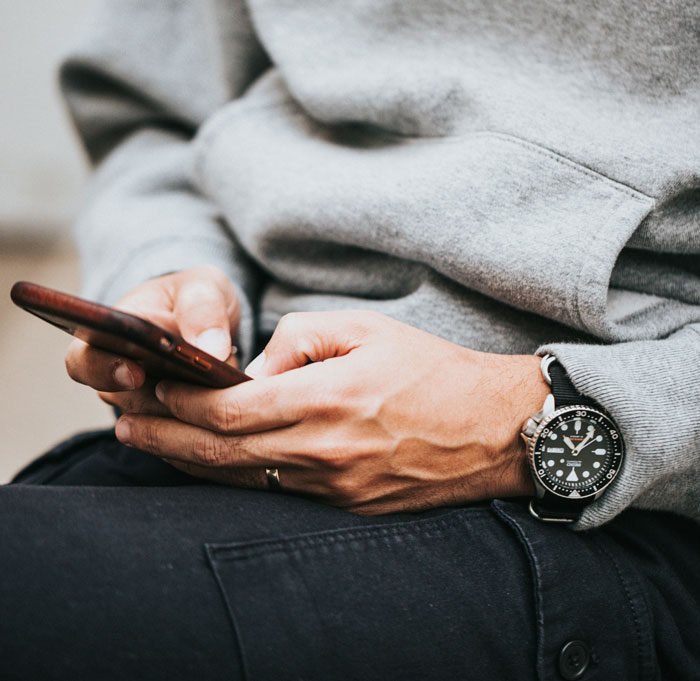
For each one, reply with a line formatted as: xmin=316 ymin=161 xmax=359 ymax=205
xmin=2 ymin=431 xmax=699 ymax=680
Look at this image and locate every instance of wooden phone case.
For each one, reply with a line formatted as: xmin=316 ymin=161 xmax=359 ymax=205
xmin=10 ymin=281 xmax=250 ymax=389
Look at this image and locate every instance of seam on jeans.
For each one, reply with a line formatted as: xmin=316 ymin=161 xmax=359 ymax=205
xmin=491 ymin=503 xmax=546 ymax=681
xmin=207 ymin=509 xmax=477 ymax=561
xmin=204 ymin=544 xmax=251 ymax=681
xmin=596 ymin=540 xmax=656 ymax=681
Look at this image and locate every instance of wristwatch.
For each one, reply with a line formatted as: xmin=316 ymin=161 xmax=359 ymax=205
xmin=521 ymin=355 xmax=625 ymax=523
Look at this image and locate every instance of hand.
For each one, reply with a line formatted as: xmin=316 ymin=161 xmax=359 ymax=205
xmin=64 ymin=265 xmax=241 ymax=417
xmin=114 ymin=310 xmax=550 ymax=514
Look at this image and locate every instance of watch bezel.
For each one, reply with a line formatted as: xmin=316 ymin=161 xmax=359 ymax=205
xmin=527 ymin=404 xmax=624 ymax=500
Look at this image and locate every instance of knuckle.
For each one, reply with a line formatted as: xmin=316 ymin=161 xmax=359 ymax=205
xmin=197 ymin=436 xmax=229 ymax=467
xmin=195 ymin=264 xmax=225 ymax=282
xmin=210 ymin=394 xmax=243 ymax=433
xmin=276 ymin=312 xmax=303 ymax=335
xmin=328 ymin=474 xmax=362 ymax=504
xmin=98 ymin=391 xmax=118 ymax=407
xmin=321 ymin=447 xmax=349 ymax=472
xmin=64 ymin=346 xmax=81 ymax=379
xmin=168 ymin=389 xmax=189 ymax=420
xmin=140 ymin=423 xmax=161 ymax=453
xmin=303 ymin=433 xmax=348 ymax=470
xmin=311 ymin=393 xmax=347 ymax=423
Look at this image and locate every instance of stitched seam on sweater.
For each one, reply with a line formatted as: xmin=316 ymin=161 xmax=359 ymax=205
xmin=193 ymin=96 xmax=656 ymax=206
xmin=484 ymin=133 xmax=655 ymax=204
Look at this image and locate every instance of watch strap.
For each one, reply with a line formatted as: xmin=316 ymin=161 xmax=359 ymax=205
xmin=547 ymin=360 xmax=596 ymax=408
xmin=529 ymin=493 xmax=588 ymax=523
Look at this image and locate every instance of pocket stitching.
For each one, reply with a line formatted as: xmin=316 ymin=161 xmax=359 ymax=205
xmin=482 ymin=133 xmax=655 ymax=205
xmin=206 ymin=509 xmax=482 ymax=562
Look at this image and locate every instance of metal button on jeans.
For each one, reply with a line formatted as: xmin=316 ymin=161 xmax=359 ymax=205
xmin=558 ymin=640 xmax=590 ymax=680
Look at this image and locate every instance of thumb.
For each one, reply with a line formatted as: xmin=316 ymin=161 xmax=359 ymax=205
xmin=245 ymin=311 xmax=365 ymax=378
xmin=173 ymin=270 xmax=239 ymax=361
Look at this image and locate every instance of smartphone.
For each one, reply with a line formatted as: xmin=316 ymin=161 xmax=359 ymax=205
xmin=10 ymin=281 xmax=250 ymax=389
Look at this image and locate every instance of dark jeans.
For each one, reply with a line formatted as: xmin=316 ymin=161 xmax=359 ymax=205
xmin=2 ymin=430 xmax=699 ymax=681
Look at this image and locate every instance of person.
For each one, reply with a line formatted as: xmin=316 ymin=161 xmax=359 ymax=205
xmin=2 ymin=0 xmax=699 ymax=679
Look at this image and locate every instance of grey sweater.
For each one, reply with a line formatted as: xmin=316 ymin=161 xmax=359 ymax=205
xmin=61 ymin=0 xmax=700 ymax=529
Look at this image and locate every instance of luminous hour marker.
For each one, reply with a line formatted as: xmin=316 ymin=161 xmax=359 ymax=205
xmin=561 ymin=424 xmax=568 ymax=431
xmin=593 ymin=448 xmax=606 ymax=455
xmin=547 ymin=459 xmax=555 ymax=467
xmin=566 ymin=468 xmax=579 ymax=482
xmin=556 ymin=470 xmax=563 ymax=477
xmin=593 ymin=462 xmax=601 ymax=469
xmin=583 ymin=471 xmax=590 ymax=478
xmin=596 ymin=435 xmax=603 ymax=442
xmin=574 ymin=420 xmax=582 ymax=433
xmin=549 ymin=433 xmax=558 ymax=440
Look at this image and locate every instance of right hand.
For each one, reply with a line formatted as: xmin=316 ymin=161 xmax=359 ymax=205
xmin=65 ymin=265 xmax=241 ymax=417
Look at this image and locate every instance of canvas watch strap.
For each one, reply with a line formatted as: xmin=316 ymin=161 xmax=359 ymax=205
xmin=546 ymin=360 xmax=596 ymax=408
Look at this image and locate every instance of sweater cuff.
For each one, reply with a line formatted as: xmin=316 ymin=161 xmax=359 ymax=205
xmin=537 ymin=326 xmax=700 ymax=531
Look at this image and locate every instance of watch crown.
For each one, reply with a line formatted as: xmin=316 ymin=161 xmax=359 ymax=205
xmin=523 ymin=417 xmax=539 ymax=439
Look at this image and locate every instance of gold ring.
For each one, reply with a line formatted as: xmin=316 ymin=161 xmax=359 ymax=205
xmin=265 ymin=467 xmax=282 ymax=492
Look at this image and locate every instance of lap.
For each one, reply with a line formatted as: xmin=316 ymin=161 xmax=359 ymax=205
xmin=2 ymin=431 xmax=699 ymax=681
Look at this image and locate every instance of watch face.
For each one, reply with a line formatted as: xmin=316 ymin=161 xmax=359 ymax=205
xmin=530 ymin=406 xmax=624 ymax=499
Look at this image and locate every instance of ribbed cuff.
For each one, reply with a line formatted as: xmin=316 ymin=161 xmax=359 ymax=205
xmin=537 ymin=328 xmax=700 ymax=531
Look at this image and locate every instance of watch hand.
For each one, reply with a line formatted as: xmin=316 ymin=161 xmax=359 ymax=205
xmin=576 ymin=438 xmax=597 ymax=454
xmin=563 ymin=436 xmax=576 ymax=450
xmin=572 ymin=427 xmax=595 ymax=456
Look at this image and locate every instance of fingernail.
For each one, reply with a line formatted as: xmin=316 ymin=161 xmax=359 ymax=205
xmin=155 ymin=383 xmax=165 ymax=402
xmin=245 ymin=351 xmax=266 ymax=378
xmin=196 ymin=328 xmax=230 ymax=360
xmin=113 ymin=361 xmax=136 ymax=390
xmin=115 ymin=419 xmax=132 ymax=444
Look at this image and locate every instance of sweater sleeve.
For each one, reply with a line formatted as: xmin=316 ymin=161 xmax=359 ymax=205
xmin=538 ymin=322 xmax=700 ymax=530
xmin=60 ymin=0 xmax=270 ymax=363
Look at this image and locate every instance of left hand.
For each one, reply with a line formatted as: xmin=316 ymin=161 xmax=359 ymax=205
xmin=115 ymin=310 xmax=549 ymax=514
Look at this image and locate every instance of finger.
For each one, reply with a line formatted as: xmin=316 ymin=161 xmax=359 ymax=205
xmin=65 ymin=339 xmax=146 ymax=391
xmin=173 ymin=267 xmax=240 ymax=360
xmin=115 ymin=414 xmax=285 ymax=468
xmin=98 ymin=385 xmax=170 ymax=416
xmin=163 ymin=459 xmax=268 ymax=488
xmin=246 ymin=310 xmax=375 ymax=378
xmin=163 ymin=447 xmax=336 ymax=499
xmin=114 ymin=282 xmax=179 ymax=332
xmin=155 ymin=361 xmax=331 ymax=434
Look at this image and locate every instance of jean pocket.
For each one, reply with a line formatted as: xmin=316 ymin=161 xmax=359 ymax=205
xmin=205 ymin=506 xmax=536 ymax=681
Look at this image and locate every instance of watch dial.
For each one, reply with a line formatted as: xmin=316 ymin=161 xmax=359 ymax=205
xmin=532 ymin=407 xmax=624 ymax=498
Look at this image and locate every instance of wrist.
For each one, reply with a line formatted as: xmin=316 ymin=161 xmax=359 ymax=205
xmin=495 ymin=354 xmax=551 ymax=497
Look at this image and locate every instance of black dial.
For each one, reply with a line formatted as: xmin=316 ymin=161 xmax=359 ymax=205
xmin=530 ymin=406 xmax=624 ymax=499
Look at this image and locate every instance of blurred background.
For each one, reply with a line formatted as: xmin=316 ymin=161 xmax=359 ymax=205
xmin=0 ymin=0 xmax=113 ymax=482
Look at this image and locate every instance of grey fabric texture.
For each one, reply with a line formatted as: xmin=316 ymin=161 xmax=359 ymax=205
xmin=60 ymin=0 xmax=700 ymax=529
